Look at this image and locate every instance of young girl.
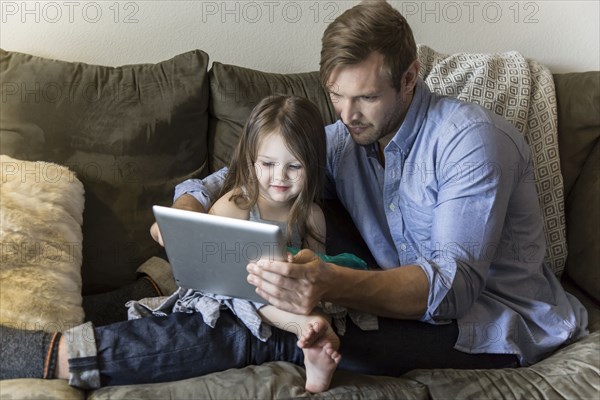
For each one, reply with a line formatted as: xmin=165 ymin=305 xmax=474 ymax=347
xmin=208 ymin=94 xmax=340 ymax=393
xmin=138 ymin=95 xmax=373 ymax=391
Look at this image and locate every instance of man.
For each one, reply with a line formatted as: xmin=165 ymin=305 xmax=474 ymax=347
xmin=3 ymin=0 xmax=587 ymax=388
xmin=152 ymin=0 xmax=587 ymax=376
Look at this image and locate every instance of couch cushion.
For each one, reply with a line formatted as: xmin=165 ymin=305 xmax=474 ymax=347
xmin=405 ymin=331 xmax=600 ymax=400
xmin=208 ymin=63 xmax=336 ymax=171
xmin=0 ymin=155 xmax=85 ymax=330
xmin=564 ymin=141 xmax=599 ymax=303
xmin=562 ymin=276 xmax=600 ymax=333
xmin=0 ymin=378 xmax=84 ymax=400
xmin=554 ymin=72 xmax=600 ymax=302
xmin=554 ymin=72 xmax=600 ymax=197
xmin=0 ymin=49 xmax=210 ymax=293
xmin=88 ymin=361 xmax=429 ymax=400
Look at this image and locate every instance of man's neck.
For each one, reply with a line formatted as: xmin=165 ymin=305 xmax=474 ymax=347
xmin=375 ymin=78 xmax=419 ymax=167
xmin=377 ymin=133 xmax=395 ymax=167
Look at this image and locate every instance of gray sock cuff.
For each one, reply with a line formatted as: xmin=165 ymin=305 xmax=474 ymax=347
xmin=64 ymin=322 xmax=101 ymax=389
xmin=137 ymin=256 xmax=178 ymax=296
xmin=0 ymin=325 xmax=55 ymax=380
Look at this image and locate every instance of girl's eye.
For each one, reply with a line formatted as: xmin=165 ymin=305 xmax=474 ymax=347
xmin=288 ymin=164 xmax=302 ymax=170
xmin=260 ymin=161 xmax=274 ymax=167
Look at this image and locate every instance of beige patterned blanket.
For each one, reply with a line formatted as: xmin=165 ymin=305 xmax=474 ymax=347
xmin=417 ymin=45 xmax=566 ymax=276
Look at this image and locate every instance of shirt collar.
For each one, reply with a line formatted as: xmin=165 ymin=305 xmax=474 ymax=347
xmin=387 ymin=78 xmax=430 ymax=156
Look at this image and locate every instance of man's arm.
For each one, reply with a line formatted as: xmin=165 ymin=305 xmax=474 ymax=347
xmin=173 ymin=168 xmax=229 ymax=210
xmin=150 ymin=169 xmax=228 ymax=245
xmin=326 ymin=262 xmax=428 ymax=318
xmin=247 ymin=251 xmax=429 ymax=319
xmin=171 ymin=193 xmax=207 ymax=212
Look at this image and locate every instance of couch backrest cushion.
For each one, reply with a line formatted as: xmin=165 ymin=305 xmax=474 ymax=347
xmin=208 ymin=63 xmax=336 ymax=172
xmin=0 ymin=49 xmax=210 ymax=293
xmin=554 ymin=72 xmax=600 ymax=302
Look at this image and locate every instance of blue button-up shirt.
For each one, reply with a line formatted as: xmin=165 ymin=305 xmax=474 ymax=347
xmin=174 ymin=79 xmax=588 ymax=365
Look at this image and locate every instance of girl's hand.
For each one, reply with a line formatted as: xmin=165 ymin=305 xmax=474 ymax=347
xmin=247 ymin=249 xmax=331 ymax=315
xmin=150 ymin=222 xmax=164 ymax=246
xmin=150 ymin=194 xmax=207 ymax=247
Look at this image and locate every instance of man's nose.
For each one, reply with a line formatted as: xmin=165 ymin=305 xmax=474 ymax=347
xmin=338 ymin=99 xmax=360 ymax=123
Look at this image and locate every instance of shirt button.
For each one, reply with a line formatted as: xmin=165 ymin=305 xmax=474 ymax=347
xmin=400 ymin=244 xmax=407 ymax=251
xmin=389 ymin=203 xmax=396 ymax=211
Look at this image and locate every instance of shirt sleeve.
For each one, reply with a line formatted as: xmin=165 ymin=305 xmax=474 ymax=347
xmin=173 ymin=167 xmax=229 ymax=211
xmin=416 ymin=122 xmax=529 ymax=324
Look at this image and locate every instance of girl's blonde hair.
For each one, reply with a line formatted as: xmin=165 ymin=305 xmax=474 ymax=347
xmin=222 ymin=95 xmax=327 ymax=247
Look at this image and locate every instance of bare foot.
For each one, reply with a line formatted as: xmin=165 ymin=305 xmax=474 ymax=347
xmin=297 ymin=318 xmax=341 ymax=393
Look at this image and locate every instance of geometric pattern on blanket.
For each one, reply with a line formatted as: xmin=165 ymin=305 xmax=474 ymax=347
xmin=418 ymin=44 xmax=567 ymax=276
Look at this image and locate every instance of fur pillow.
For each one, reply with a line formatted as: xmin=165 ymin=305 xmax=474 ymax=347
xmin=0 ymin=155 xmax=85 ymax=332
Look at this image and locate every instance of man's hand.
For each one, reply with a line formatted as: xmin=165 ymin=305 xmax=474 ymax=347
xmin=249 ymin=248 xmax=429 ymax=319
xmin=149 ymin=194 xmax=206 ymax=246
xmin=246 ymin=249 xmax=331 ymax=315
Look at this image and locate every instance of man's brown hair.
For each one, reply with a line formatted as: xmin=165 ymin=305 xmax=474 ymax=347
xmin=320 ymin=0 xmax=417 ymax=91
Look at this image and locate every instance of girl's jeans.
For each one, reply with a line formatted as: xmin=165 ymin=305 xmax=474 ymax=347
xmin=65 ymin=310 xmax=518 ymax=388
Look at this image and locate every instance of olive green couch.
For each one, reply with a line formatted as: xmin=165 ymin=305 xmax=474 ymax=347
xmin=0 ymin=48 xmax=598 ymax=399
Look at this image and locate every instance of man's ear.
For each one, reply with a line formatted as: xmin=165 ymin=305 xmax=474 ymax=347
xmin=403 ymin=59 xmax=420 ymax=93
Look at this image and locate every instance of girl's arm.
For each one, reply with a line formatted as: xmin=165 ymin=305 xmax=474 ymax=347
xmin=304 ymin=203 xmax=326 ymax=254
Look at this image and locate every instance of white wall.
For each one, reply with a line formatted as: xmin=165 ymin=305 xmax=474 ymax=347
xmin=1 ymin=0 xmax=598 ymax=73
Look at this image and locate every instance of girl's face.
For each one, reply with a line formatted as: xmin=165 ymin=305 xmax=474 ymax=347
xmin=253 ymin=132 xmax=305 ymax=206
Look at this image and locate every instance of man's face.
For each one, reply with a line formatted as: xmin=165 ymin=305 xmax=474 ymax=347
xmin=326 ymin=52 xmax=412 ymax=147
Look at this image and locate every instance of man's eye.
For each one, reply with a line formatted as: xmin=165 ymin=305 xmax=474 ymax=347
xmin=362 ymin=96 xmax=377 ymax=102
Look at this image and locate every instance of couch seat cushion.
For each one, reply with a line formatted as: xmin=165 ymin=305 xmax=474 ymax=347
xmin=88 ymin=361 xmax=429 ymax=400
xmin=0 ymin=378 xmax=83 ymax=400
xmin=405 ymin=331 xmax=600 ymax=400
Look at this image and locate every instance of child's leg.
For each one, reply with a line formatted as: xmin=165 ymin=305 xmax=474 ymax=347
xmin=258 ymin=306 xmax=341 ymax=393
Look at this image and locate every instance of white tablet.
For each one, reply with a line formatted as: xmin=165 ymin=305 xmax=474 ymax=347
xmin=152 ymin=205 xmax=286 ymax=303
